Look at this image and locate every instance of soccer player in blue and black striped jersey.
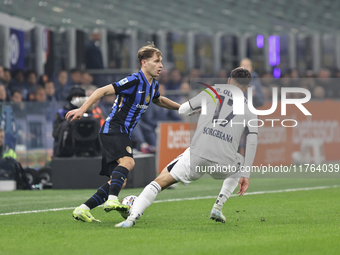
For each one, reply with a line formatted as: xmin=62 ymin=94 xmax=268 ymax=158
xmin=66 ymin=43 xmax=181 ymax=222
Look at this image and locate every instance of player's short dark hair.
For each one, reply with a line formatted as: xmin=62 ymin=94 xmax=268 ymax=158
xmin=138 ymin=42 xmax=162 ymax=64
xmin=230 ymin=67 xmax=252 ymax=86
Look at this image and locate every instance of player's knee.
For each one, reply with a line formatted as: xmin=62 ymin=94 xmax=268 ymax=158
xmin=119 ymin=157 xmax=135 ymax=170
xmin=155 ymin=171 xmax=176 ymax=190
xmin=127 ymin=158 xmax=135 ymax=170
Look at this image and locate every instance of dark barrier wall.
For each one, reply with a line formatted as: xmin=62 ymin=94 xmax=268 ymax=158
xmin=51 ymin=154 xmax=156 ymax=189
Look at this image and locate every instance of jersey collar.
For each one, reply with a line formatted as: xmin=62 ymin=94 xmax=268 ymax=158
xmin=140 ymin=70 xmax=154 ymax=87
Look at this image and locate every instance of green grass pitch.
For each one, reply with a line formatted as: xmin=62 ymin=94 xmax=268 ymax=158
xmin=0 ymin=177 xmax=339 ymax=255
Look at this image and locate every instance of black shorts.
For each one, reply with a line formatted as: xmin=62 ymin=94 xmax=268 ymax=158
xmin=99 ymin=133 xmax=133 ymax=176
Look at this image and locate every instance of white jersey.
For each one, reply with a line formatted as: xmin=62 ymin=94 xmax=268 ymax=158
xmin=189 ymin=84 xmax=258 ymax=167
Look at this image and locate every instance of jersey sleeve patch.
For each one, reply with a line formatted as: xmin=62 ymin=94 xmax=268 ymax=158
xmin=113 ymin=76 xmax=139 ymax=95
xmin=118 ymin=78 xmax=129 ymax=86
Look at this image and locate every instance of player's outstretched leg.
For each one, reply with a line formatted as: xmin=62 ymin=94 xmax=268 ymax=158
xmin=210 ymin=177 xmax=239 ymax=223
xmin=103 ymin=158 xmax=133 ymax=213
xmin=115 ymin=168 xmax=177 ymax=228
xmin=115 ymin=180 xmax=162 ymax=228
xmin=72 ymin=182 xmax=109 ymax=222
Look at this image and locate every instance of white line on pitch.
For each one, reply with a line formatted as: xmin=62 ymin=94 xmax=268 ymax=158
xmin=0 ymin=207 xmax=75 ymax=216
xmin=153 ymin=185 xmax=340 ymax=203
xmin=0 ymin=185 xmax=339 ymax=216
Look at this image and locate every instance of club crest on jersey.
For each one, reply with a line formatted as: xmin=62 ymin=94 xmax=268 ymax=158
xmin=118 ymin=78 xmax=129 ymax=86
xmin=146 ymin=94 xmax=151 ymax=103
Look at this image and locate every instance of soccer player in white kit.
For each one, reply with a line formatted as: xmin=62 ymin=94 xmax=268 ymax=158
xmin=116 ymin=67 xmax=258 ymax=228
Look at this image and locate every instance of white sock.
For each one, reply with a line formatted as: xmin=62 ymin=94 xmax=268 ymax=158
xmin=108 ymin=195 xmax=118 ymax=201
xmin=128 ymin=181 xmax=161 ymax=221
xmin=213 ymin=177 xmax=239 ymax=210
xmin=79 ymin=204 xmax=90 ymax=210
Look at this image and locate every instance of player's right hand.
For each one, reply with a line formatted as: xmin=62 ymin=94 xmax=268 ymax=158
xmin=65 ymin=109 xmax=84 ymax=122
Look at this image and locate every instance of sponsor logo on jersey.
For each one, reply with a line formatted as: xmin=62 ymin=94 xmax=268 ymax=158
xmin=136 ymin=104 xmax=148 ymax=110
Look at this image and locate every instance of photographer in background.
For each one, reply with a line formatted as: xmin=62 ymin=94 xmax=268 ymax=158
xmin=52 ymin=86 xmax=101 ymax=157
xmin=52 ymin=86 xmax=86 ymax=156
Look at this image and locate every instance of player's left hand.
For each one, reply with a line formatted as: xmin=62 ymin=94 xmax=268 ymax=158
xmin=237 ymin=177 xmax=249 ymax=196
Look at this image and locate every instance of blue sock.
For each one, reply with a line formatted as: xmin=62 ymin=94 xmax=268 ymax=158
xmin=109 ymin=166 xmax=129 ymax=196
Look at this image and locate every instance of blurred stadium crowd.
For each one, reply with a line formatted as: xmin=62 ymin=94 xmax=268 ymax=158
xmin=0 ymin=46 xmax=340 ymax=155
xmin=1 ymin=62 xmax=339 ymax=106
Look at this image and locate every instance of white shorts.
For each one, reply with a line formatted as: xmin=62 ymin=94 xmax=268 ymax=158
xmin=168 ymin=147 xmax=244 ymax=186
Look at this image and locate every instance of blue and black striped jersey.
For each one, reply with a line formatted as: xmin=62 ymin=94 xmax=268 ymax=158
xmin=100 ymin=70 xmax=161 ymax=137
